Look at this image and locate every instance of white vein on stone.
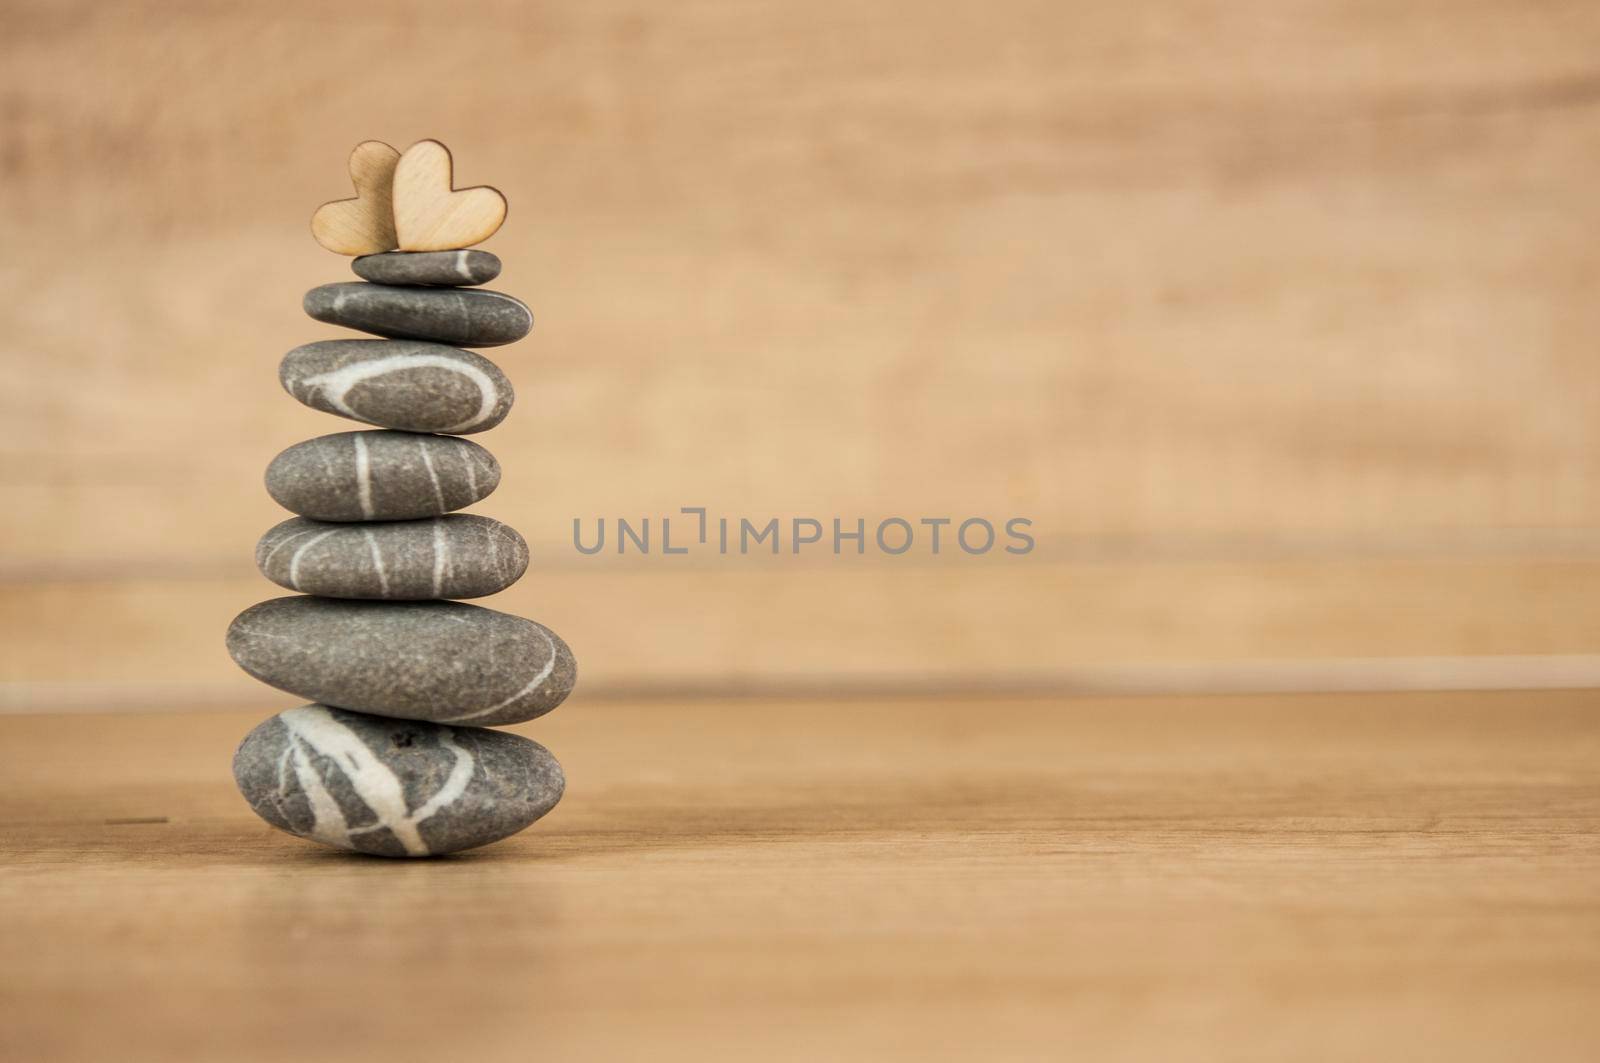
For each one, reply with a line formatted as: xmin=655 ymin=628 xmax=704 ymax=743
xmin=431 ymin=518 xmax=449 ymax=597
xmin=454 ymin=251 xmax=473 ymax=282
xmin=287 ymin=529 xmax=337 ymax=590
xmin=296 ymin=353 xmax=500 ymax=433
xmin=228 ymin=623 xmax=295 ymax=641
xmin=441 ymin=626 xmax=559 ymax=723
xmin=353 ymin=433 xmax=375 ymax=518
xmin=404 ymin=728 xmax=476 ymax=826
xmin=276 ymin=706 xmax=476 ymax=857
xmin=475 ymin=289 xmax=533 ymax=331
xmin=418 ymin=439 xmax=446 ymax=511
xmin=273 ymin=743 xmax=296 ymax=803
xmin=285 ymin=732 xmax=351 ymax=849
xmin=362 ymin=528 xmax=390 ymax=595
xmin=259 ymin=526 xmax=320 ymax=570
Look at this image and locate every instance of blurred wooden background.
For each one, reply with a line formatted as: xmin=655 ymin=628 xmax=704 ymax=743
xmin=5 ymin=0 xmax=1600 ymax=709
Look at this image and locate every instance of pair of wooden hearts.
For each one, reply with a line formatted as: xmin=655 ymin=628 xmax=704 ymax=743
xmin=311 ymin=140 xmax=506 ymax=256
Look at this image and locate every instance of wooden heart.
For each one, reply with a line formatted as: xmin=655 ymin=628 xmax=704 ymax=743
xmin=310 ymin=141 xmax=401 ymax=256
xmin=392 ymin=140 xmax=507 ymax=252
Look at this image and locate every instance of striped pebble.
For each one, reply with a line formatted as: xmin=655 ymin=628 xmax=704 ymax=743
xmin=233 ymin=704 xmax=563 ymax=857
xmin=266 ymin=430 xmax=500 ymax=521
xmin=352 ymin=250 xmax=502 ymax=287
xmin=280 ymin=339 xmax=513 ymax=434
xmin=256 ymin=515 xmax=528 ymax=600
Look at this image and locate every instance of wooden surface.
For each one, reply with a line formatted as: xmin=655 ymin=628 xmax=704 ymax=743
xmin=11 ymin=555 xmax=1600 ymax=710
xmin=3 ymin=691 xmax=1598 ymax=1061
xmin=5 ymin=1 xmax=1600 ymax=698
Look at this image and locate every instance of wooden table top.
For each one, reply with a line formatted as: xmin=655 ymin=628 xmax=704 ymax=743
xmin=3 ymin=691 xmax=1598 ymax=1061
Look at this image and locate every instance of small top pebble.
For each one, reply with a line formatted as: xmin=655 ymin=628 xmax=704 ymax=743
xmin=353 ymin=250 xmax=502 ymax=287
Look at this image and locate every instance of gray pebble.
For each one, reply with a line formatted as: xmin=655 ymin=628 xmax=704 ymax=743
xmin=233 ymin=704 xmax=563 ymax=857
xmin=256 ymin=515 xmax=528 ymax=600
xmin=266 ymin=430 xmax=500 ymax=521
xmin=352 ymin=250 xmax=502 ymax=287
xmin=280 ymin=339 xmax=513 ymax=434
xmin=227 ymin=597 xmax=577 ymax=726
xmin=304 ymin=282 xmax=532 ymax=347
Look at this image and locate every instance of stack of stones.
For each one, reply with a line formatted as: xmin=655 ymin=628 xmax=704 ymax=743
xmin=227 ymin=245 xmax=577 ymax=858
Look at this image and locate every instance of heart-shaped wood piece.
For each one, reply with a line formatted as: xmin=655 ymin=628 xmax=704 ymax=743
xmin=392 ymin=140 xmax=507 ymax=252
xmin=310 ymin=141 xmax=401 ymax=256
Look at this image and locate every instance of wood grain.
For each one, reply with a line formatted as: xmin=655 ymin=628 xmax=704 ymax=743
xmin=392 ymin=139 xmax=507 ymax=252
xmin=2 ymin=691 xmax=1597 ymax=1061
xmin=309 ymin=140 xmax=400 ymax=256
xmin=10 ymin=556 xmax=1600 ymax=709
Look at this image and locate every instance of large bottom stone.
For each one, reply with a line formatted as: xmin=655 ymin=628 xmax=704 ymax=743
xmin=233 ymin=704 xmax=564 ymax=857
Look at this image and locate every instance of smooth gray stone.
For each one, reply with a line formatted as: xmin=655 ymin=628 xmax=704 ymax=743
xmin=280 ymin=339 xmax=513 ymax=434
xmin=233 ymin=704 xmax=563 ymax=857
xmin=257 ymin=515 xmax=529 ymax=600
xmin=304 ymin=282 xmax=532 ymax=347
xmin=266 ymin=430 xmax=500 ymax=521
xmin=227 ymin=597 xmax=577 ymax=726
xmin=352 ymin=250 xmax=502 ymax=287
